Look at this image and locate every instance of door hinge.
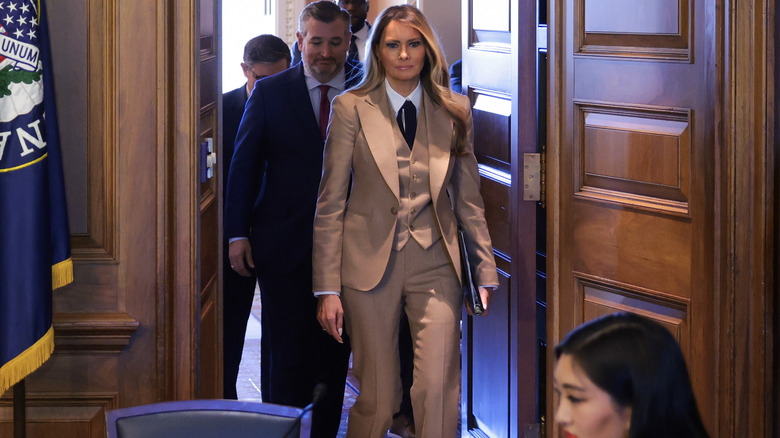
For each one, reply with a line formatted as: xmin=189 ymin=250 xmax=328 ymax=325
xmin=523 ymin=145 xmax=546 ymax=208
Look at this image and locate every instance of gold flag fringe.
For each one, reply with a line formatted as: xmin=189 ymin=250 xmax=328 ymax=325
xmin=0 ymin=326 xmax=54 ymax=396
xmin=52 ymin=258 xmax=73 ymax=290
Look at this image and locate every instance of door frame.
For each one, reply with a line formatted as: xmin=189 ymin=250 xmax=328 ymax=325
xmin=167 ymin=0 xmax=202 ymax=399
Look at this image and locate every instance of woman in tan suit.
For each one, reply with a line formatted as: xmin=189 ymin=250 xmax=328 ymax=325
xmin=313 ymin=5 xmax=498 ymax=437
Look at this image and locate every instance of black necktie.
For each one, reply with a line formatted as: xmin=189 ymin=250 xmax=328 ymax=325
xmin=396 ymin=100 xmax=416 ymax=149
xmin=348 ymin=35 xmax=358 ymax=60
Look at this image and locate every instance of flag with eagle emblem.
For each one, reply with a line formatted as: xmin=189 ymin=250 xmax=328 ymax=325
xmin=0 ymin=0 xmax=72 ymax=396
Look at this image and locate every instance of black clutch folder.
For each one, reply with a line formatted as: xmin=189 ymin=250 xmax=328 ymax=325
xmin=459 ymin=229 xmax=485 ymax=316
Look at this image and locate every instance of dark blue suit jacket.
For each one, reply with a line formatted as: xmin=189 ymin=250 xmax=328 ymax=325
xmin=222 ymin=85 xmax=248 ymax=199
xmin=225 ymin=61 xmax=362 ymax=274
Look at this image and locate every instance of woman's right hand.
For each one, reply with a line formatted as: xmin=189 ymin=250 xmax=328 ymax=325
xmin=317 ymin=294 xmax=345 ymax=343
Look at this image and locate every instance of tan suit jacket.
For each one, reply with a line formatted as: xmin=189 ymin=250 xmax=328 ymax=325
xmin=313 ymin=85 xmax=498 ymax=292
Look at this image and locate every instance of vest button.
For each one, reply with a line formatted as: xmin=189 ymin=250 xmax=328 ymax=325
xmin=390 ymin=206 xmax=398 ymax=214
xmin=410 ymin=208 xmax=416 ymax=214
xmin=410 ymin=192 xmax=417 ymax=199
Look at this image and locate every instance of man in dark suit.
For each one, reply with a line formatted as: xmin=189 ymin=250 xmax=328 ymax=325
xmin=450 ymin=58 xmax=463 ymax=94
xmin=225 ymin=2 xmax=360 ymax=437
xmin=292 ymin=0 xmax=370 ymax=65
xmin=222 ymin=34 xmax=290 ymax=401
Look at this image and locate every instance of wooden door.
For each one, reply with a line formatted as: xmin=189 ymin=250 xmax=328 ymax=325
xmin=197 ymin=0 xmax=223 ymax=399
xmin=459 ymin=0 xmax=542 ymax=436
xmin=548 ymin=0 xmax=719 ymax=435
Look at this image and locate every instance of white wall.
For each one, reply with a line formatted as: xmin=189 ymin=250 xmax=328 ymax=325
xmin=368 ymin=0 xmax=461 ymax=64
xmin=416 ymin=0 xmax=461 ymax=65
xmin=221 ymin=0 xmax=461 ymax=93
xmin=222 ymin=0 xmax=279 ymax=92
xmin=367 ymin=0 xmax=462 ymax=65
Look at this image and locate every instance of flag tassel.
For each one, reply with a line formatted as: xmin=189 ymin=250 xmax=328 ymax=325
xmin=51 ymin=258 xmax=73 ymax=290
xmin=0 ymin=327 xmax=54 ymax=395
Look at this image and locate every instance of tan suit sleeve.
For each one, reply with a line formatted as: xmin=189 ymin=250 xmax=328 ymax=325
xmin=448 ymin=95 xmax=499 ymax=286
xmin=312 ymin=94 xmax=357 ymax=293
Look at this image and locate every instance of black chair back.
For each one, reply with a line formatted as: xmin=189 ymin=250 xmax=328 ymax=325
xmin=105 ymin=399 xmax=311 ymax=438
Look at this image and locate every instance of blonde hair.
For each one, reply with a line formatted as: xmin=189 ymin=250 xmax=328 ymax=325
xmin=353 ymin=5 xmax=468 ymax=154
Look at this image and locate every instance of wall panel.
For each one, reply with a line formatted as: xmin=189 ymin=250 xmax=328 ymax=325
xmin=1 ymin=1 xmax=205 ymax=434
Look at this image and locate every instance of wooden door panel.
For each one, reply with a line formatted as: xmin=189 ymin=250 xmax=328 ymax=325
xmin=580 ymin=111 xmax=690 ymax=204
xmin=553 ymin=0 xmax=718 ymax=434
xmin=479 ymin=168 xmax=511 ymax=255
xmin=579 ymin=278 xmax=689 ymax=336
xmin=470 ymin=273 xmax=510 ymax=437
xmin=0 ymin=393 xmax=114 ymax=437
xmin=571 ymin=203 xmax=691 ymax=294
xmin=472 ymin=93 xmax=511 ymax=172
xmin=576 ymin=0 xmax=690 ymax=59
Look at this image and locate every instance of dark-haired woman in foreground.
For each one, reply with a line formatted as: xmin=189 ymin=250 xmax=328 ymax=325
xmin=554 ymin=312 xmax=709 ymax=438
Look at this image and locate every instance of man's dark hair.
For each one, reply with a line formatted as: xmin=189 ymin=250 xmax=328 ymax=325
xmin=298 ymin=0 xmax=351 ymax=34
xmin=243 ymin=34 xmax=291 ymax=65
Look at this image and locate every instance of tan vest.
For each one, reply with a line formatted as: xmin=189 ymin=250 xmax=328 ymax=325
xmin=393 ymin=98 xmax=441 ymax=251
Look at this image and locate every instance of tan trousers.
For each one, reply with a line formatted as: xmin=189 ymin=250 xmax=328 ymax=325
xmin=342 ymin=238 xmax=462 ymax=438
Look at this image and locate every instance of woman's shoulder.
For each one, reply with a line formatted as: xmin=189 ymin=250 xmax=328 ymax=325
xmin=337 ymin=89 xmax=363 ymax=101
xmin=450 ymin=90 xmax=470 ymax=109
xmin=335 ymin=86 xmax=382 ymax=108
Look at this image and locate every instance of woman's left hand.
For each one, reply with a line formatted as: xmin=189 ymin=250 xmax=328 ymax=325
xmin=479 ymin=287 xmax=492 ymax=316
xmin=467 ymin=286 xmax=493 ymax=317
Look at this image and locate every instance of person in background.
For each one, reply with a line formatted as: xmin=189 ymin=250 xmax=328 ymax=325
xmin=554 ymin=312 xmax=710 ymax=438
xmin=313 ymin=5 xmax=498 ymax=437
xmin=339 ymin=0 xmax=371 ymax=61
xmin=224 ymin=2 xmax=361 ymax=436
xmin=292 ymin=0 xmax=371 ymax=65
xmin=221 ymin=34 xmax=290 ymax=401
xmin=449 ymin=58 xmax=462 ymax=94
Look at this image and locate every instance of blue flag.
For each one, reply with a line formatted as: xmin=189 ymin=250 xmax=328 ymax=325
xmin=0 ymin=0 xmax=72 ymax=395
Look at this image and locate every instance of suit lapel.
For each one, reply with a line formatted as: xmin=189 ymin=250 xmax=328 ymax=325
xmin=357 ymin=87 xmax=400 ymax=200
xmin=287 ymin=65 xmax=321 ymax=139
xmin=425 ymin=92 xmax=453 ymax=207
xmin=286 ymin=62 xmax=364 ymax=144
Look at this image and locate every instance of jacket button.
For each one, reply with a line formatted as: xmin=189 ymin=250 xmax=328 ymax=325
xmin=409 ymin=225 xmax=415 ymax=231
xmin=390 ymin=206 xmax=398 ymax=214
